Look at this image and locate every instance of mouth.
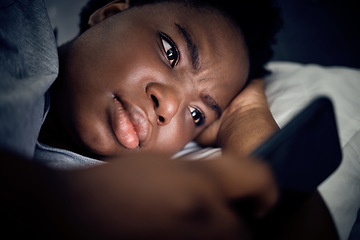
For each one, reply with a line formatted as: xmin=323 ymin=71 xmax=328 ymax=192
xmin=111 ymin=96 xmax=151 ymax=149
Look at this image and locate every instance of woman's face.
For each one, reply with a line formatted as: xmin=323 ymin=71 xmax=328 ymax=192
xmin=53 ymin=2 xmax=249 ymax=158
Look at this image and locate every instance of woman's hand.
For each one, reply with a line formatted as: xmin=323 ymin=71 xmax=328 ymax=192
xmin=196 ymin=78 xmax=279 ymax=157
xmin=61 ymin=152 xmax=278 ymax=239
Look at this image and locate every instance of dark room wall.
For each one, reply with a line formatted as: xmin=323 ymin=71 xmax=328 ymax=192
xmin=45 ymin=0 xmax=360 ymax=68
xmin=272 ymin=0 xmax=360 ymax=68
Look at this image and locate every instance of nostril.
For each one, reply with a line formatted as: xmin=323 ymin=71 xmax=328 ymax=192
xmin=158 ymin=116 xmax=165 ymax=123
xmin=151 ymin=94 xmax=159 ymax=108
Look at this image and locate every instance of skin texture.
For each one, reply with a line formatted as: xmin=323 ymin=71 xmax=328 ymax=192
xmin=39 ymin=2 xmax=249 ymax=159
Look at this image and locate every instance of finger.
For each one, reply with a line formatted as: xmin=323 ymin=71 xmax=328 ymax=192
xmin=191 ymin=155 xmax=279 ymax=217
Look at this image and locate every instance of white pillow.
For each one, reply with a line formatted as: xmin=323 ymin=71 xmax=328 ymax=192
xmin=265 ymin=61 xmax=360 ymax=148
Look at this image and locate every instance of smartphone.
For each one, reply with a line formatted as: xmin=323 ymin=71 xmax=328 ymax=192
xmin=245 ymin=97 xmax=342 ymax=240
xmin=251 ymin=96 xmax=342 ymax=193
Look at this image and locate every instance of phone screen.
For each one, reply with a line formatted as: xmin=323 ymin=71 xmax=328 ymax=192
xmin=252 ymin=96 xmax=342 ymax=193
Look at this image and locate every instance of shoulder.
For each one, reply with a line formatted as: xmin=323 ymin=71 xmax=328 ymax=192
xmin=0 ymin=0 xmax=58 ymax=158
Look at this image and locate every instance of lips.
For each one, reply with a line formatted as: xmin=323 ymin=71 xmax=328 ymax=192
xmin=111 ymin=97 xmax=151 ymax=149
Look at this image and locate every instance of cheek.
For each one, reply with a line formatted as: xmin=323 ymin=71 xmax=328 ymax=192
xmin=67 ymin=27 xmax=157 ymax=89
xmin=151 ymin=117 xmax=195 ymax=154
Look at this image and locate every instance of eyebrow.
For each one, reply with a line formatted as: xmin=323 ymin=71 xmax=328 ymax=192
xmin=175 ymin=23 xmax=201 ymax=70
xmin=202 ymin=94 xmax=222 ymax=119
xmin=174 ymin=23 xmax=221 ymax=119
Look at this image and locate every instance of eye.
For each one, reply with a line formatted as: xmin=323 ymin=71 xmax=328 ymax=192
xmin=160 ymin=33 xmax=179 ymax=68
xmin=189 ymin=106 xmax=205 ymax=127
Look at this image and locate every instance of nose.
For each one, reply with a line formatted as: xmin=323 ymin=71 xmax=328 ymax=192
xmin=146 ymin=83 xmax=180 ymax=126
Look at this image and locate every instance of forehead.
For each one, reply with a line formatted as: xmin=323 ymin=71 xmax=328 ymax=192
xmin=129 ymin=2 xmax=249 ymax=66
xmin=144 ymin=3 xmax=248 ymax=99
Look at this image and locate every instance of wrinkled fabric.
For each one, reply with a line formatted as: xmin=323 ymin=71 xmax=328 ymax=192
xmin=0 ymin=0 xmax=58 ymax=158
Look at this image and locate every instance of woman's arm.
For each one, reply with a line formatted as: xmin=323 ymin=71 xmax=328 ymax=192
xmin=0 ymin=148 xmax=277 ymax=239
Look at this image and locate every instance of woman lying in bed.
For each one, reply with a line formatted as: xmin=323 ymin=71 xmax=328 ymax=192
xmin=0 ymin=0 xmax=338 ymax=238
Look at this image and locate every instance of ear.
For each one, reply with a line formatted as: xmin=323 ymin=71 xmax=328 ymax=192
xmin=88 ymin=0 xmax=130 ymax=26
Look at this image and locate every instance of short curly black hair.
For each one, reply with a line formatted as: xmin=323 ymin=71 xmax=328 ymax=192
xmin=79 ymin=0 xmax=282 ymax=80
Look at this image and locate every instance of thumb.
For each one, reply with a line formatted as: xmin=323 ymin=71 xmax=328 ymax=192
xmin=204 ymin=155 xmax=279 ymax=217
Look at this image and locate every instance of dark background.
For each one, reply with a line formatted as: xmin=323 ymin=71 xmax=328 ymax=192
xmin=44 ymin=0 xmax=360 ymax=69
xmin=272 ymin=0 xmax=360 ymax=69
